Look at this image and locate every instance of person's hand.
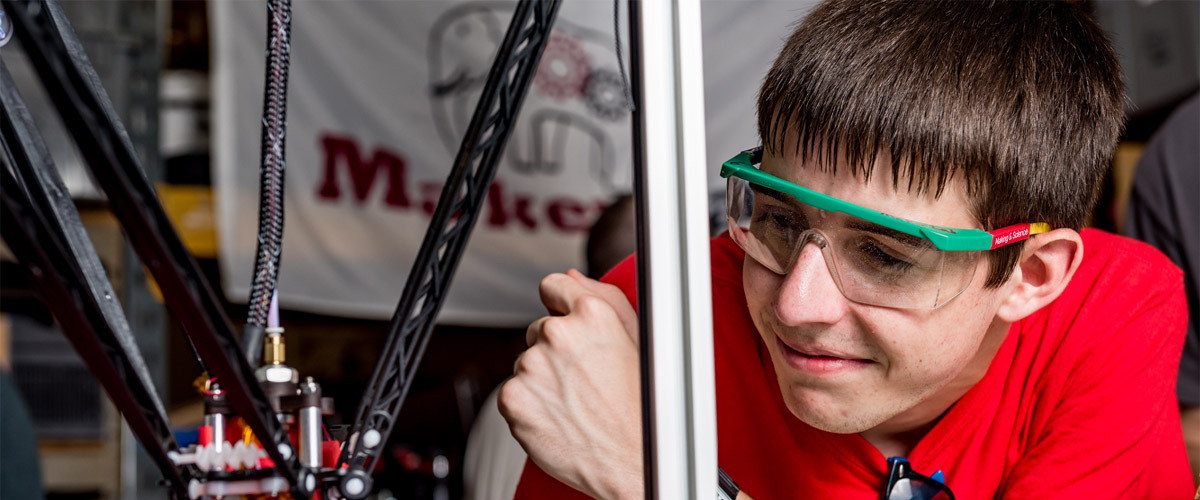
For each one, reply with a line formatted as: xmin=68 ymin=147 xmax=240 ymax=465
xmin=499 ymin=269 xmax=643 ymax=500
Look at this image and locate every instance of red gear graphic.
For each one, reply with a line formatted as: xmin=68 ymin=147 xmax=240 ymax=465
xmin=534 ymin=30 xmax=590 ymax=100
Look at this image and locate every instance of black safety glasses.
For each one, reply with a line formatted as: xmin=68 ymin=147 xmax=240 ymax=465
xmin=881 ymin=457 xmax=954 ymax=500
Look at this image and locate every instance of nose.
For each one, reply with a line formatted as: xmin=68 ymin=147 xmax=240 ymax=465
xmin=774 ymin=236 xmax=850 ymax=326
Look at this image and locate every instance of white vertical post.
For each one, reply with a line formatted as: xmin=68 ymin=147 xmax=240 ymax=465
xmin=633 ymin=0 xmax=716 ymax=498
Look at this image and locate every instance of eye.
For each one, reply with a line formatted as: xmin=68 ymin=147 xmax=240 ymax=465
xmin=755 ymin=211 xmax=792 ymax=230
xmin=856 ymin=240 xmax=917 ymax=273
xmin=753 ymin=207 xmax=805 ymax=239
xmin=750 ymin=205 xmax=808 ymax=258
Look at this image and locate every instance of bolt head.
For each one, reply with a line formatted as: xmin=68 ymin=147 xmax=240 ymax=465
xmin=362 ymin=429 xmax=381 ymax=449
xmin=344 ymin=477 xmax=365 ymax=496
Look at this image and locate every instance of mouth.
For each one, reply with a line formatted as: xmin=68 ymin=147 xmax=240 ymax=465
xmin=774 ymin=336 xmax=874 ymax=375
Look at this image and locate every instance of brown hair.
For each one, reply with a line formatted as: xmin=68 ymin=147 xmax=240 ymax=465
xmin=757 ymin=0 xmax=1125 ymax=286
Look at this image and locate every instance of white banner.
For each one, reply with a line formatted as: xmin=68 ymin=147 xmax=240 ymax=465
xmin=213 ymin=0 xmax=808 ymax=326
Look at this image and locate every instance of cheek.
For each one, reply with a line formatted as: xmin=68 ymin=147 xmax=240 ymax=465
xmin=742 ymin=258 xmax=765 ymax=303
xmin=878 ymin=298 xmax=996 ymax=383
xmin=742 ymin=259 xmax=778 ymax=337
xmin=743 ymin=259 xmax=779 ymax=313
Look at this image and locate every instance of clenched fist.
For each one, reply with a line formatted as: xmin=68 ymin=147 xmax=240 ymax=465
xmin=498 ymin=269 xmax=643 ymax=500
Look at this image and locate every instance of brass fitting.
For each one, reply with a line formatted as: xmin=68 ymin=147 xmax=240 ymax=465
xmin=263 ymin=327 xmax=286 ymax=365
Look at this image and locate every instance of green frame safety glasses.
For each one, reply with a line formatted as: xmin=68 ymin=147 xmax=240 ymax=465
xmin=720 ymin=148 xmax=1048 ymax=252
xmin=720 ymin=147 xmax=1050 ymax=309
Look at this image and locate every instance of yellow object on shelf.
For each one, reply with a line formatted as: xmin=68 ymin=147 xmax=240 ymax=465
xmin=156 ymin=183 xmax=218 ymax=259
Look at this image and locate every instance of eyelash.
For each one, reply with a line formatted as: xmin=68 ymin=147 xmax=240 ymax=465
xmin=753 ymin=205 xmax=919 ymax=273
xmin=755 ymin=209 xmax=803 ymax=234
xmin=857 ymin=240 xmax=915 ymax=271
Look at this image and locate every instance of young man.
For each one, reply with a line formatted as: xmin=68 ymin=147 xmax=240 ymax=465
xmin=498 ymin=1 xmax=1194 ymax=498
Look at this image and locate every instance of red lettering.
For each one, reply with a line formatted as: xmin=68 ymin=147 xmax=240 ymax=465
xmin=316 ymin=134 xmax=410 ymax=207
xmin=547 ymin=198 xmax=590 ymax=231
xmin=314 ymin=132 xmax=606 ymax=234
xmin=420 ymin=182 xmax=443 ymax=216
xmin=485 ymin=182 xmax=537 ymax=230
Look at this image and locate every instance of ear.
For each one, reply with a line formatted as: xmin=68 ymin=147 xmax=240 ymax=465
xmin=995 ymin=229 xmax=1084 ymax=322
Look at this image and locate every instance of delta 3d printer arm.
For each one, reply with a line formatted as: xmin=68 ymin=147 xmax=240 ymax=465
xmin=0 ymin=0 xmax=561 ymax=498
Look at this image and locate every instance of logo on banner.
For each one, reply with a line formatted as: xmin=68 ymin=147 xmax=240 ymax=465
xmin=427 ymin=3 xmax=631 ymax=189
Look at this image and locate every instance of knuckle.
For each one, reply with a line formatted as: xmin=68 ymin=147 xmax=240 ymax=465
xmin=573 ymin=294 xmax=609 ymax=317
xmin=539 ymin=273 xmax=566 ymax=293
xmin=496 ymin=380 xmax=521 ymax=419
xmin=516 ymin=346 xmax=546 ymax=373
xmin=539 ymin=317 xmax=567 ymax=344
xmin=511 ymin=351 xmax=524 ymax=374
xmin=525 ymin=318 xmax=543 ymax=347
xmin=497 ymin=379 xmax=515 ymax=404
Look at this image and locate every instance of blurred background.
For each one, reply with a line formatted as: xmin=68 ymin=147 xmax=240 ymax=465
xmin=0 ymin=1 xmax=1196 ymax=499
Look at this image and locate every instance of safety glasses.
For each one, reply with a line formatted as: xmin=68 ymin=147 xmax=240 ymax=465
xmin=881 ymin=457 xmax=954 ymax=500
xmin=721 ymin=148 xmax=1048 ymax=309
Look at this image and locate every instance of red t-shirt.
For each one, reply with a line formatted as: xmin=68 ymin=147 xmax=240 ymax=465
xmin=514 ymin=229 xmax=1193 ymax=499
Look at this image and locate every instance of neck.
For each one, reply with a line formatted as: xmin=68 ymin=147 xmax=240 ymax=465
xmin=860 ymin=319 xmax=1012 ymax=457
xmin=859 ymin=419 xmax=938 ymax=457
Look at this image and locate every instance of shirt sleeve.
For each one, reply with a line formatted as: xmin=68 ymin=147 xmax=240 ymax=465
xmin=512 ymin=458 xmax=595 ymax=500
xmin=997 ymin=272 xmax=1194 ymax=498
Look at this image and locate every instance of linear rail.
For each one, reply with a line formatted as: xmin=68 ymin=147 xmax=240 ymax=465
xmin=628 ymin=0 xmax=717 ymax=497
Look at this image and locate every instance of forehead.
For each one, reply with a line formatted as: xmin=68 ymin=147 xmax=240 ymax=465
xmin=758 ymin=149 xmax=980 ymax=230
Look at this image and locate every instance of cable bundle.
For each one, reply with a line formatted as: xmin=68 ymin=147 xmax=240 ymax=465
xmin=243 ymin=0 xmax=292 ymax=361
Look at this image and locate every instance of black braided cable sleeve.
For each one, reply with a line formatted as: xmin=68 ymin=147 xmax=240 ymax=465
xmin=242 ymin=0 xmax=292 ymax=362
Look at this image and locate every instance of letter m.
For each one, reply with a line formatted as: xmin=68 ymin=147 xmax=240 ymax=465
xmin=316 ymin=134 xmax=409 ymax=207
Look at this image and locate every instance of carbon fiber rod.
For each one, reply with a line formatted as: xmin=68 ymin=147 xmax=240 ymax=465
xmin=0 ymin=165 xmax=192 ymax=499
xmin=336 ymin=0 xmax=562 ymax=495
xmin=2 ymin=0 xmax=313 ymax=495
xmin=0 ymin=61 xmax=173 ymax=429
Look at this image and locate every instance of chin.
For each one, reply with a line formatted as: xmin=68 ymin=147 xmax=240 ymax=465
xmin=779 ymin=382 xmax=882 ymax=434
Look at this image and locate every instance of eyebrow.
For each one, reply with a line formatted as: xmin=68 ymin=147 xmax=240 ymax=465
xmin=747 ymin=180 xmax=932 ymax=248
xmin=846 ymin=219 xmax=926 ymax=248
xmin=749 ymin=183 xmax=803 ymax=209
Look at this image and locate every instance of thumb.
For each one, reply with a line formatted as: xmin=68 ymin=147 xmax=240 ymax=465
xmin=566 ymin=269 xmax=639 ymax=342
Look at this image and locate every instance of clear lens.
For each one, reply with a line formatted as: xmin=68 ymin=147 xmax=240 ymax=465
xmin=726 ymin=176 xmax=980 ymax=309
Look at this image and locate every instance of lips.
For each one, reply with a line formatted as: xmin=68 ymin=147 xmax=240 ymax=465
xmin=775 ymin=336 xmax=873 ymax=375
